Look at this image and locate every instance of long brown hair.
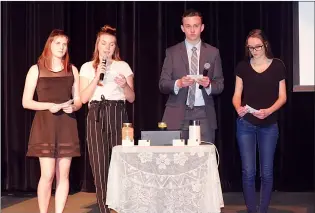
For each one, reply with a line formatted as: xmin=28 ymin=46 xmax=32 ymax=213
xmin=38 ymin=29 xmax=70 ymax=72
xmin=245 ymin=29 xmax=273 ymax=59
xmin=92 ymin=25 xmax=121 ymax=70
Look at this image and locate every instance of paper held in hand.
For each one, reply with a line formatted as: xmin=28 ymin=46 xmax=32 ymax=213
xmin=245 ymin=104 xmax=259 ymax=114
xmin=59 ymin=99 xmax=73 ymax=108
xmin=187 ymin=75 xmax=203 ymax=81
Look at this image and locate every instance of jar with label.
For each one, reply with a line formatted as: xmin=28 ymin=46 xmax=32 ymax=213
xmin=122 ymin=123 xmax=134 ymax=141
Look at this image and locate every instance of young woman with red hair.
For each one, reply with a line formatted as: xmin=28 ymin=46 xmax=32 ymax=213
xmin=22 ymin=29 xmax=81 ymax=213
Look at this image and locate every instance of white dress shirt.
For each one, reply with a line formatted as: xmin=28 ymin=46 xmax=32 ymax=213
xmin=174 ymin=39 xmax=211 ymax=106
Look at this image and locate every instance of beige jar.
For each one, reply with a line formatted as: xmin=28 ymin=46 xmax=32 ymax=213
xmin=122 ymin=123 xmax=134 ymax=141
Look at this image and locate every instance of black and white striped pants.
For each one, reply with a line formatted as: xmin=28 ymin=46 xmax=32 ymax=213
xmin=86 ymin=98 xmax=128 ymax=213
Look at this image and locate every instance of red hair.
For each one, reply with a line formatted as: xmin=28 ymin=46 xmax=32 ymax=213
xmin=38 ymin=29 xmax=70 ymax=72
xmin=92 ymin=25 xmax=121 ymax=70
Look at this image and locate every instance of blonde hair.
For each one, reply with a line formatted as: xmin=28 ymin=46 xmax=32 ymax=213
xmin=92 ymin=25 xmax=121 ymax=70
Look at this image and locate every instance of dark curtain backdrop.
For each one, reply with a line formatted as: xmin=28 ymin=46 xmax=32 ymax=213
xmin=2 ymin=1 xmax=314 ymax=193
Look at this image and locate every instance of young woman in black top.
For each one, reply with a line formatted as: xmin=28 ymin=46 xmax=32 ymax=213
xmin=232 ymin=29 xmax=287 ymax=213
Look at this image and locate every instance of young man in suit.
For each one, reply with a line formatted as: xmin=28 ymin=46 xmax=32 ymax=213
xmin=159 ymin=9 xmax=224 ymax=143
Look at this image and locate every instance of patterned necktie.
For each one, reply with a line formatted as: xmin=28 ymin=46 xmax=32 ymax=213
xmin=188 ymin=46 xmax=198 ymax=108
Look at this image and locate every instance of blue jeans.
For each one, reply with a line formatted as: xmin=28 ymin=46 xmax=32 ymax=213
xmin=236 ymin=117 xmax=279 ymax=213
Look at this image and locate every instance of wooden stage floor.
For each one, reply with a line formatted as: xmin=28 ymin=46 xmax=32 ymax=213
xmin=1 ymin=192 xmax=314 ymax=213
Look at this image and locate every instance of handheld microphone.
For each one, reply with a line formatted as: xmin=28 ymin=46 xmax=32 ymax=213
xmin=99 ymin=72 xmax=104 ymax=82
xmin=98 ymin=57 xmax=107 ymax=86
xmin=199 ymin=63 xmax=211 ymax=89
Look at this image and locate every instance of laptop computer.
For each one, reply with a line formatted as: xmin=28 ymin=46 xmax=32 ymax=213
xmin=141 ymin=130 xmax=182 ymax=146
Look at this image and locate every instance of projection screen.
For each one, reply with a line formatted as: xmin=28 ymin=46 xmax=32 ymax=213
xmin=293 ymin=2 xmax=315 ymax=92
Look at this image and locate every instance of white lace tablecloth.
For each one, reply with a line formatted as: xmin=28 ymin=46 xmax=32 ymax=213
xmin=106 ymin=145 xmax=224 ymax=213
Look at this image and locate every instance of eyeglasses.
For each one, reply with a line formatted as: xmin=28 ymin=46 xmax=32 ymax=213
xmin=247 ymin=45 xmax=263 ymax=52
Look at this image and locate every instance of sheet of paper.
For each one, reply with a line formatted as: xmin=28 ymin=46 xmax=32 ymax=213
xmin=187 ymin=75 xmax=203 ymax=81
xmin=59 ymin=99 xmax=73 ymax=108
xmin=245 ymin=104 xmax=259 ymax=114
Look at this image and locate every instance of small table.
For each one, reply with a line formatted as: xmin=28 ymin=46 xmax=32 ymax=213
xmin=106 ymin=145 xmax=224 ymax=213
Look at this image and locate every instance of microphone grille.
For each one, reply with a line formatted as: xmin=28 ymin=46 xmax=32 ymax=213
xmin=102 ymin=57 xmax=107 ymax=65
xmin=204 ymin=63 xmax=211 ymax=70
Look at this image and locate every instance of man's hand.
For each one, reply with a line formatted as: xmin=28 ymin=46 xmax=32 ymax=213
xmin=196 ymin=76 xmax=210 ymax=88
xmin=177 ymin=76 xmax=194 ymax=88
